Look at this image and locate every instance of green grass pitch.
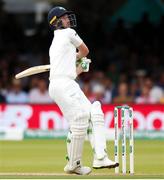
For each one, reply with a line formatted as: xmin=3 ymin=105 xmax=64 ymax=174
xmin=0 ymin=139 xmax=164 ymax=179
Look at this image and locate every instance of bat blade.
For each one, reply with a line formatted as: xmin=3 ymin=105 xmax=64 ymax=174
xmin=15 ymin=65 xmax=50 ymax=79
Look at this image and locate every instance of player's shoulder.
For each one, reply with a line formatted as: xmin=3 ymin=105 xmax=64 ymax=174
xmin=66 ymin=28 xmax=78 ymax=36
xmin=54 ymin=28 xmax=77 ymax=35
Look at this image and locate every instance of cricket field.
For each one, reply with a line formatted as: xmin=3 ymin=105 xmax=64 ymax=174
xmin=0 ymin=139 xmax=164 ymax=179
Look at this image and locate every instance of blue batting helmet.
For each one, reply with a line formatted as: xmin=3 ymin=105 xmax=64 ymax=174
xmin=48 ymin=6 xmax=77 ymax=30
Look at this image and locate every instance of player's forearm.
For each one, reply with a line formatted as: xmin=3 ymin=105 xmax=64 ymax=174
xmin=76 ymin=51 xmax=88 ymax=60
xmin=76 ymin=42 xmax=89 ymax=60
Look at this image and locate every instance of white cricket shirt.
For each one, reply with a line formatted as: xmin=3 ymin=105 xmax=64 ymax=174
xmin=49 ymin=28 xmax=83 ymax=80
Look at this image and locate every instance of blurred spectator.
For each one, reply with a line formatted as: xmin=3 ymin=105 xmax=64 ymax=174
xmin=91 ymin=71 xmax=106 ymax=87
xmin=159 ymin=96 xmax=164 ymax=104
xmin=135 ymin=70 xmax=147 ymax=89
xmin=144 ymin=77 xmax=163 ymax=103
xmin=90 ymin=83 xmax=105 ymax=103
xmin=102 ymin=77 xmax=113 ymax=103
xmin=0 ymin=93 xmax=5 ymax=103
xmin=129 ymin=80 xmax=140 ymax=100
xmin=81 ymin=82 xmax=93 ymax=101
xmin=0 ymin=80 xmax=7 ymax=97
xmin=29 ymin=78 xmax=53 ymax=104
xmin=29 ymin=77 xmax=41 ymax=89
xmin=135 ymin=85 xmax=156 ymax=104
xmin=113 ymin=82 xmax=133 ymax=104
xmin=106 ymin=63 xmax=119 ymax=85
xmin=6 ymin=79 xmax=29 ymax=103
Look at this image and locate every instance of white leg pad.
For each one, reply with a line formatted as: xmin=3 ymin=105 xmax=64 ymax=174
xmin=66 ymin=113 xmax=89 ymax=171
xmin=90 ymin=101 xmax=107 ymax=159
xmin=87 ymin=120 xmax=94 ymax=150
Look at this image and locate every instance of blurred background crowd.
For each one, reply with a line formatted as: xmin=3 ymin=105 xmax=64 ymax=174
xmin=0 ymin=0 xmax=163 ymax=104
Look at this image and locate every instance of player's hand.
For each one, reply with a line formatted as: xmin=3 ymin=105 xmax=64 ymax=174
xmin=76 ymin=57 xmax=91 ymax=73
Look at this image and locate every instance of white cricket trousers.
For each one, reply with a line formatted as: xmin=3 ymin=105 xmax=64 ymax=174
xmin=49 ymin=76 xmax=108 ymax=166
xmin=49 ymin=77 xmax=91 ymax=123
xmin=49 ymin=77 xmax=91 ymax=169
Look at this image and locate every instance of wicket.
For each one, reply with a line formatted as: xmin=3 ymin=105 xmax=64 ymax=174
xmin=114 ymin=106 xmax=134 ymax=174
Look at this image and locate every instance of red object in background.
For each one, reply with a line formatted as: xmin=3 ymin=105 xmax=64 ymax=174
xmin=103 ymin=104 xmax=164 ymax=130
xmin=0 ymin=104 xmax=163 ymax=131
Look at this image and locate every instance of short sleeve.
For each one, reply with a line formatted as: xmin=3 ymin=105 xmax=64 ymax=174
xmin=69 ymin=28 xmax=83 ymax=48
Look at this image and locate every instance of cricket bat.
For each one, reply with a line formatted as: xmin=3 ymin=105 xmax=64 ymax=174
xmin=15 ymin=64 xmax=50 ymax=79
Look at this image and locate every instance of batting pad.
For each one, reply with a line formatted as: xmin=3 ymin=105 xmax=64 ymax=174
xmin=90 ymin=101 xmax=107 ymax=160
xmin=66 ymin=113 xmax=89 ymax=170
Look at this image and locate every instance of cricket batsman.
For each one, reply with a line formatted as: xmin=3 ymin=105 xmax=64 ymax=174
xmin=47 ymin=6 xmax=119 ymax=175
